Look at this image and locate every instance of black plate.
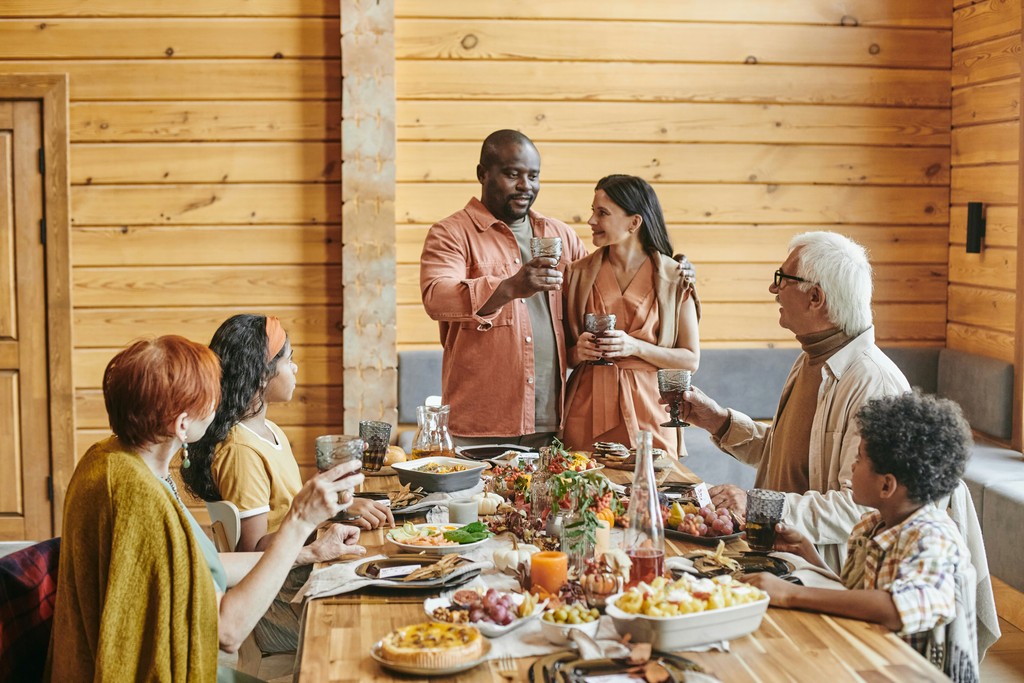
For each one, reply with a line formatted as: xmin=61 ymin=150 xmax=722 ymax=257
xmin=665 ymin=527 xmax=745 ymax=546
xmin=537 ymin=653 xmax=704 ymax=683
xmin=455 ymin=444 xmax=531 ymax=461
xmin=681 ymin=550 xmax=795 ymax=578
xmin=353 ymin=554 xmax=479 ymax=588
xmin=529 ymin=652 xmax=576 ymax=683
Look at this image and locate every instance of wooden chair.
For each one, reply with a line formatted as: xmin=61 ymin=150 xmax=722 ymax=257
xmin=204 ymin=501 xmax=294 ymax=681
xmin=205 ymin=500 xmax=241 ymax=552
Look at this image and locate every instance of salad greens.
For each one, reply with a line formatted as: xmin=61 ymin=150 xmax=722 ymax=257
xmin=443 ymin=521 xmax=493 ymax=544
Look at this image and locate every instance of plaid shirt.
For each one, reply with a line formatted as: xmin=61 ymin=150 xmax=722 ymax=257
xmin=842 ymin=504 xmax=963 ymax=654
xmin=0 ymin=538 xmax=61 ymax=682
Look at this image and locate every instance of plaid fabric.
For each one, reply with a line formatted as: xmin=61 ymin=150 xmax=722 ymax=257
xmin=0 ymin=538 xmax=61 ymax=683
xmin=843 ymin=505 xmax=962 ymax=652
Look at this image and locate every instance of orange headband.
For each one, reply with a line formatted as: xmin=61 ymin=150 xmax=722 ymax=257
xmin=265 ymin=316 xmax=286 ymax=361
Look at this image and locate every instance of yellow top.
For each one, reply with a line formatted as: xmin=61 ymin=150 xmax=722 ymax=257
xmin=212 ymin=421 xmax=302 ymax=534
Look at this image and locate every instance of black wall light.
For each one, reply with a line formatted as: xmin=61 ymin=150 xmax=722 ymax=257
xmin=966 ymin=202 xmax=985 ymax=254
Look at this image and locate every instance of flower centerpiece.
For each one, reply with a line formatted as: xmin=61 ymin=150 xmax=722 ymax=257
xmin=548 ymin=462 xmax=624 ymax=576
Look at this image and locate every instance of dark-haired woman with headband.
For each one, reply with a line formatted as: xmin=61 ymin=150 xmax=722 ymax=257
xmin=562 ymin=175 xmax=700 ymax=457
xmin=182 ymin=314 xmax=387 ymax=654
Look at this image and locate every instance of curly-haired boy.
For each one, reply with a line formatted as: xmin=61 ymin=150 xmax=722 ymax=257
xmin=744 ymin=391 xmax=977 ymax=682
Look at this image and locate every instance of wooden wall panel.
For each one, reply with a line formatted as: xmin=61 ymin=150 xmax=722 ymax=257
xmin=399 ymin=142 xmax=949 ymax=186
xmin=396 ymin=1 xmax=949 ymax=27
xmin=397 ymin=20 xmax=949 ymax=69
xmin=0 ymin=1 xmax=340 ymax=17
xmin=0 ymin=3 xmax=345 ymax=488
xmin=394 ymin=3 xmax=953 ymax=353
xmin=953 ymin=0 xmax=1021 ymax=47
xmin=396 ymin=183 xmax=948 ymax=227
xmin=71 ymin=142 xmax=341 ymax=184
xmin=398 ymin=225 xmax=951 ymax=267
xmin=0 ymin=19 xmax=340 ymax=58
xmin=71 ymin=102 xmax=341 ymax=142
xmin=398 ymin=101 xmax=951 ymax=146
xmin=0 ymin=60 xmax=339 ymax=101
xmin=72 ymin=225 xmax=341 ymax=266
xmin=950 ymin=0 xmax=1021 ymax=445
xmin=73 ymin=306 xmax=343 ymax=348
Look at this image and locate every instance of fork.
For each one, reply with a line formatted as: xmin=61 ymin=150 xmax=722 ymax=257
xmin=496 ymin=654 xmax=518 ymax=681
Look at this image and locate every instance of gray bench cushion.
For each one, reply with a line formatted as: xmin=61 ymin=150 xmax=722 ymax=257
xmin=963 ymin=441 xmax=1024 ymax=521
xmin=880 ymin=346 xmax=940 ymax=395
xmin=683 ymin=429 xmax=757 ymax=490
xmin=695 ymin=348 xmax=800 ymax=420
xmin=938 ymin=349 xmax=1014 ymax=440
xmin=980 ymin=480 xmax=1024 ymax=592
xmin=397 ymin=350 xmax=442 ymax=423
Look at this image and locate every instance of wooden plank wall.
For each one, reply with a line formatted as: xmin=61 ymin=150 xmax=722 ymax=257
xmin=393 ymin=0 xmax=953 ymax=351
xmin=0 ymin=0 xmax=343 ymax=486
xmin=949 ymin=0 xmax=1020 ymax=366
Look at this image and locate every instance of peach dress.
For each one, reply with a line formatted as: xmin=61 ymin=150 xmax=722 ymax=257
xmin=562 ymin=252 xmax=692 ymax=457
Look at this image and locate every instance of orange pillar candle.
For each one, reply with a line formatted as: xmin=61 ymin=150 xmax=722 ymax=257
xmin=530 ymin=551 xmax=568 ymax=594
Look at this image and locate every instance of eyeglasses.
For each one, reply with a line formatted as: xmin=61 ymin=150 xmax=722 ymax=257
xmin=773 ymin=268 xmax=815 ymax=288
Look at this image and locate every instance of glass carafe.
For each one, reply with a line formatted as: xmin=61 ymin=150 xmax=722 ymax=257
xmin=410 ymin=404 xmax=455 ymax=459
xmin=623 ymin=430 xmax=665 ymax=587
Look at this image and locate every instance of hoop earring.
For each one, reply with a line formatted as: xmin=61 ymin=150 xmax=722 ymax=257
xmin=181 ymin=441 xmax=191 ymax=470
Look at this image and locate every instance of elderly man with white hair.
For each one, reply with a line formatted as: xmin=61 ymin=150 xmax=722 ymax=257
xmin=681 ymin=231 xmax=910 ymax=570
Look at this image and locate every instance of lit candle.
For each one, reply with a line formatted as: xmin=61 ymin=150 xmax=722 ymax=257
xmin=594 ymin=519 xmax=610 ymax=560
xmin=530 ymin=551 xmax=568 ymax=594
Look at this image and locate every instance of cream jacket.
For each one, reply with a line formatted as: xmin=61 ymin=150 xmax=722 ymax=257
xmin=712 ymin=326 xmax=910 ymax=570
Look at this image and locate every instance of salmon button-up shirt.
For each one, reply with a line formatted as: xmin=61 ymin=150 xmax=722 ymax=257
xmin=420 ymin=198 xmax=588 ymax=438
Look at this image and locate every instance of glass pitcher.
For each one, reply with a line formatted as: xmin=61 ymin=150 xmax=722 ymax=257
xmin=410 ymin=404 xmax=454 ymax=459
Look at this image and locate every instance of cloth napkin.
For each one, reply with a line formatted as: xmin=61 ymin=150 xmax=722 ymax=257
xmin=293 ymin=553 xmax=493 ymax=602
xmin=397 ymin=481 xmax=487 ymax=517
xmin=666 ymin=551 xmax=844 ymax=589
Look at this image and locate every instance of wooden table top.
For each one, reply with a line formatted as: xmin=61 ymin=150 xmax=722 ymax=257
xmin=297 ymin=461 xmax=944 ymax=682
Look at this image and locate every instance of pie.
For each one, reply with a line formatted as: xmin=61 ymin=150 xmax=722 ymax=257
xmin=379 ymin=622 xmax=483 ymax=668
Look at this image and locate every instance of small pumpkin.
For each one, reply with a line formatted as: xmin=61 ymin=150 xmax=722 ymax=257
xmin=593 ymin=508 xmax=616 ymax=527
xmin=493 ymin=537 xmax=540 ymax=574
xmin=471 ymin=491 xmax=503 ymax=515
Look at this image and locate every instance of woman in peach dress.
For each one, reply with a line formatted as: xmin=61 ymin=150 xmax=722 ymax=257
xmin=562 ymin=175 xmax=700 ymax=458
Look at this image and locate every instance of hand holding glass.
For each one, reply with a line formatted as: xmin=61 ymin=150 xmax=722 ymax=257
xmin=658 ymin=369 xmax=692 ymax=428
xmin=315 ymin=435 xmax=364 ymax=509
xmin=584 ymin=313 xmax=617 ymax=366
xmin=745 ymin=488 xmax=786 ymax=551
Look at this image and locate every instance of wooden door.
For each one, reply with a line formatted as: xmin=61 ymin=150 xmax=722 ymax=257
xmin=0 ymin=100 xmax=52 ymax=540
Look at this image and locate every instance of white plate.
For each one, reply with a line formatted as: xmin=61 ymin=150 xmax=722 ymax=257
xmin=424 ymin=592 xmax=546 ymax=638
xmin=370 ymin=637 xmax=491 ymax=676
xmin=386 ymin=523 xmax=492 ymax=555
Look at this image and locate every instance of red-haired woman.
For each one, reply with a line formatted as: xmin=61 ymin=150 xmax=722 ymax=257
xmin=47 ymin=336 xmax=364 ymax=681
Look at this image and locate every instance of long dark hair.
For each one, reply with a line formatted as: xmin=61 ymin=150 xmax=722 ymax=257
xmin=181 ymin=314 xmax=287 ymax=501
xmin=595 ymin=174 xmax=674 ymax=258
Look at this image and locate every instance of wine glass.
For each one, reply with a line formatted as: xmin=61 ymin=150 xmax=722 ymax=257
xmin=658 ymin=369 xmax=692 ymax=427
xmin=529 ymin=237 xmax=562 ymax=262
xmin=584 ymin=313 xmax=616 ymax=366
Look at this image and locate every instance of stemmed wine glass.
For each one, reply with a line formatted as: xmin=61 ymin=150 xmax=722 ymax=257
xmin=584 ymin=313 xmax=617 ymax=366
xmin=658 ymin=369 xmax=692 ymax=427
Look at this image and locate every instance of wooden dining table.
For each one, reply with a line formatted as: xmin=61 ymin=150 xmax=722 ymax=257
xmin=296 ymin=461 xmax=945 ymax=682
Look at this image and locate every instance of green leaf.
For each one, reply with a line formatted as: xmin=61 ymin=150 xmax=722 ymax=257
xmin=443 ymin=520 xmax=494 ymax=544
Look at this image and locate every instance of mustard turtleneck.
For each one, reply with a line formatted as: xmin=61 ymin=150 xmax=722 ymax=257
xmin=758 ymin=327 xmax=854 ymax=493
